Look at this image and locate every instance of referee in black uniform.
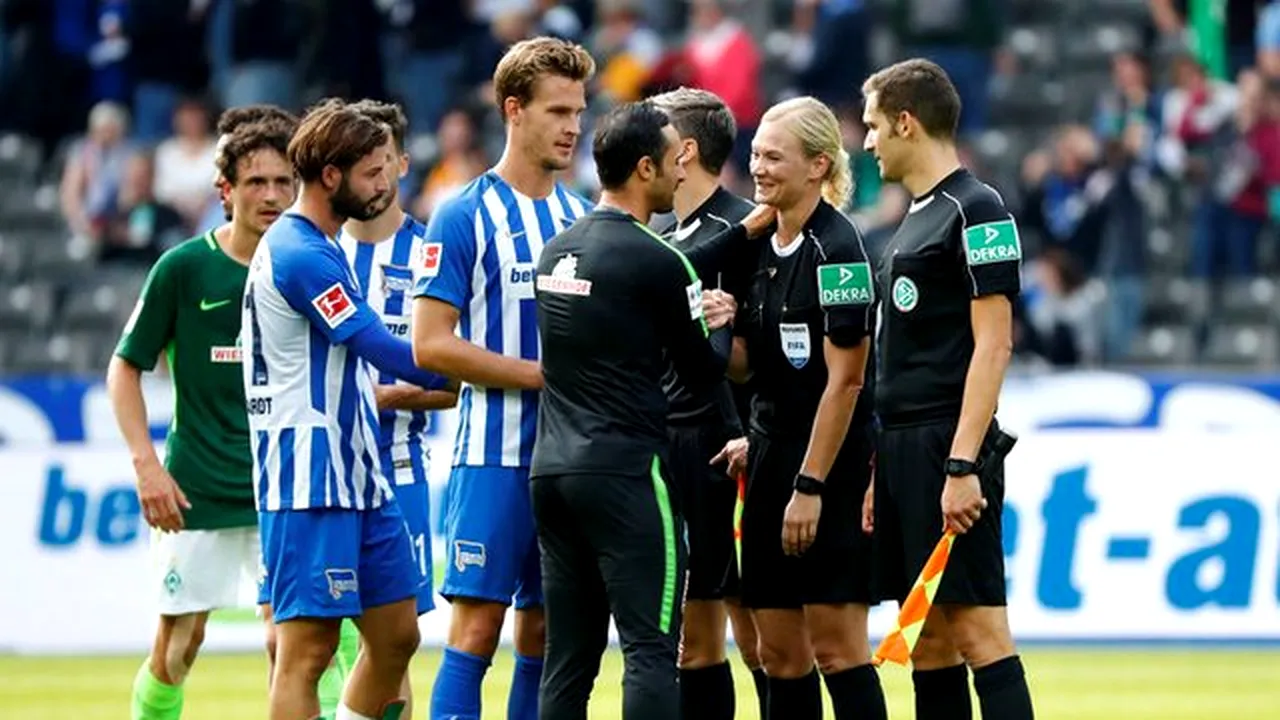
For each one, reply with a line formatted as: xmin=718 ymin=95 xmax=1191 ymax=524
xmin=861 ymin=59 xmax=1035 ymax=720
xmin=531 ymin=101 xmax=746 ymax=720
xmin=649 ymin=86 xmax=763 ymax=720
xmin=714 ymin=96 xmax=887 ymax=720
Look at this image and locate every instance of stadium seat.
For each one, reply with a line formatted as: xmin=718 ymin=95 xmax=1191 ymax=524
xmin=4 ymin=332 xmax=80 ymax=375
xmin=1006 ymin=25 xmax=1061 ymax=73
xmin=1010 ymin=0 xmax=1068 ymax=24
xmin=1216 ymin=277 xmax=1279 ymax=325
xmin=26 ymin=234 xmax=96 ymax=281
xmin=0 ymin=134 xmax=43 ymax=184
xmin=60 ymin=277 xmax=137 ymax=332
xmin=1141 ymin=275 xmax=1208 ymax=325
xmin=0 ymin=281 xmax=56 ymax=332
xmin=0 ymin=233 xmax=31 ymax=280
xmin=68 ymin=330 xmax=118 ymax=374
xmin=989 ymin=75 xmax=1067 ymax=128
xmin=1202 ymin=324 xmax=1280 ymax=369
xmin=1062 ymin=24 xmax=1140 ymax=74
xmin=1125 ymin=323 xmax=1197 ymax=367
xmin=1145 ymin=226 xmax=1189 ymax=274
xmin=1078 ymin=0 xmax=1154 ymax=25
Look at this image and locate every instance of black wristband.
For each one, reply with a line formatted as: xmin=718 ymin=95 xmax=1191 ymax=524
xmin=793 ymin=473 xmax=825 ymax=496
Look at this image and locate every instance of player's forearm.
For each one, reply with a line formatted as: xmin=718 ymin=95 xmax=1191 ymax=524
xmin=799 ymin=377 xmax=860 ymax=482
xmin=105 ymin=357 xmax=162 ymax=471
xmin=683 ymin=223 xmax=748 ymax=280
xmin=950 ymin=339 xmax=1012 ymax=462
xmin=413 ymin=332 xmax=542 ymax=390
xmin=376 ymin=383 xmax=459 ymax=411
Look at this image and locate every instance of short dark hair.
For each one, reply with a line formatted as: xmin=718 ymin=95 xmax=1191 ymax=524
xmin=348 ymin=99 xmax=409 ymax=152
xmin=217 ymin=119 xmax=296 ymax=185
xmin=592 ymin=101 xmax=671 ymax=190
xmin=649 ymin=87 xmax=736 ymax=175
xmin=287 ymin=98 xmax=389 ymax=184
xmin=217 ymin=105 xmax=299 ymax=136
xmin=862 ymin=59 xmax=961 ymax=140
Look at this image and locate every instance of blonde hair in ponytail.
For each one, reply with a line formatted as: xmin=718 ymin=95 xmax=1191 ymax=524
xmin=760 ymin=96 xmax=853 ymax=210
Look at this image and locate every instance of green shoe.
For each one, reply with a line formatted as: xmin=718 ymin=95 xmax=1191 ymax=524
xmin=380 ymin=699 xmax=406 ymax=720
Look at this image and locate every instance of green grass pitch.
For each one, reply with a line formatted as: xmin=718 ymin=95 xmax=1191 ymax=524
xmin=1 ymin=647 xmax=1277 ymax=718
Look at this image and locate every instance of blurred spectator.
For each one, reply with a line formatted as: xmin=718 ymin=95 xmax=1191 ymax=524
xmin=1095 ymin=135 xmax=1151 ymax=362
xmin=126 ymin=0 xmax=212 ymax=144
xmin=1149 ymin=0 xmax=1258 ymax=80
xmin=88 ymin=0 xmax=129 ymax=106
xmin=1094 ymin=51 xmax=1162 ymax=168
xmin=1018 ymin=246 xmax=1099 ymax=367
xmin=306 ymin=0 xmax=385 ymax=102
xmin=592 ymin=0 xmax=662 ymax=103
xmin=0 ymin=0 xmax=89 ymax=150
xmin=153 ymin=98 xmax=218 ymax=229
xmin=60 ymin=101 xmax=132 ymax=240
xmin=1259 ymin=0 xmax=1280 ymax=78
xmin=1019 ymin=125 xmax=1112 ymax=273
xmin=649 ymin=0 xmax=762 ymax=173
xmin=414 ymin=107 xmax=488 ymax=219
xmin=1191 ymin=69 xmax=1280 ymax=278
xmin=100 ymin=151 xmax=186 ymax=265
xmin=225 ymin=0 xmax=302 ymax=111
xmin=786 ymin=0 xmax=871 ymax=111
xmin=1155 ymin=54 xmax=1238 ymax=185
xmin=402 ymin=0 xmax=471 ymax=134
xmin=889 ymin=0 xmax=1007 ymax=138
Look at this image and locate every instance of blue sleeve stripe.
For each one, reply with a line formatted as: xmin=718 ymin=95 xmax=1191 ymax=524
xmin=308 ymin=325 xmax=328 ymax=413
xmin=278 ymin=427 xmax=296 ymax=509
xmin=310 ymin=427 xmax=331 ymax=508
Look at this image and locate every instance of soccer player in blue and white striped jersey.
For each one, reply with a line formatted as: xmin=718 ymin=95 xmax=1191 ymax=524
xmin=410 ymin=37 xmax=595 ymax=720
xmin=325 ymin=99 xmax=460 ymax=720
xmin=244 ymin=99 xmax=450 ymax=720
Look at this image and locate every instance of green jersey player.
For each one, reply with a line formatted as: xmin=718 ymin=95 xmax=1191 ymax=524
xmin=107 ymin=109 xmax=297 ymax=720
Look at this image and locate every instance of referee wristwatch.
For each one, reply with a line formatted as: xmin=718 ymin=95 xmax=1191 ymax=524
xmin=944 ymin=458 xmax=978 ymax=478
xmin=793 ymin=473 xmax=825 ymax=496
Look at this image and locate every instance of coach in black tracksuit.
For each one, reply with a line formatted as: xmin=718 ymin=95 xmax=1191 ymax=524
xmin=531 ymin=101 xmax=750 ymax=720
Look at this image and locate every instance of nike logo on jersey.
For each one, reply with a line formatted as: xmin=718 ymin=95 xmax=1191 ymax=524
xmin=199 ymin=298 xmax=233 ymax=311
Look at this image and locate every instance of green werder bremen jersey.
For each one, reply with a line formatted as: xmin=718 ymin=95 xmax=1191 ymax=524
xmin=116 ymin=231 xmax=256 ymax=530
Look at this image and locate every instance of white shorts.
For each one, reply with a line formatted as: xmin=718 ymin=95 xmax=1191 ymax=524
xmin=149 ymin=526 xmax=263 ymax=616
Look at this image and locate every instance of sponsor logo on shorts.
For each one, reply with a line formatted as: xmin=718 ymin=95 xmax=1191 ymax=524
xmin=454 ymin=540 xmax=487 ymax=572
xmin=325 ymin=568 xmax=359 ymax=600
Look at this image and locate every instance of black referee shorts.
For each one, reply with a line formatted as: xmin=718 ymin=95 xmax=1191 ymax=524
xmin=667 ymin=420 xmax=739 ymax=600
xmin=531 ymin=465 xmax=686 ymax=720
xmin=739 ymin=428 xmax=875 ymax=610
xmin=872 ymin=418 xmax=1007 ymax=606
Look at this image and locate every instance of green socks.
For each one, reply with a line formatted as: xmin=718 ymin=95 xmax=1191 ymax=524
xmin=319 ymin=619 xmax=362 ymax=720
xmin=131 ymin=662 xmax=184 ymax=720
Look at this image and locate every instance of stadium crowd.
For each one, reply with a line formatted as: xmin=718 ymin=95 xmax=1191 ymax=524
xmin=4 ymin=0 xmax=1280 ymax=374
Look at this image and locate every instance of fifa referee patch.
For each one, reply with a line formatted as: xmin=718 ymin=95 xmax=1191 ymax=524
xmin=817 ymin=262 xmax=873 ymax=307
xmin=963 ymin=219 xmax=1022 ymax=266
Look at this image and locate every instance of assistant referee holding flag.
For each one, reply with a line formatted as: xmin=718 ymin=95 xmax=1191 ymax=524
xmin=531 ymin=101 xmax=758 ymax=720
xmin=862 ymin=59 xmax=1036 ymax=719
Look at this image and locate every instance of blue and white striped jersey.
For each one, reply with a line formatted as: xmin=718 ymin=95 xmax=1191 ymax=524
xmin=338 ymin=214 xmax=432 ymax=487
xmin=243 ymin=212 xmax=391 ymax=512
xmin=412 ymin=171 xmax=590 ymax=468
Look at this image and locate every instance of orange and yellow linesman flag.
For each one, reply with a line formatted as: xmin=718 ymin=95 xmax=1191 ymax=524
xmin=872 ymin=530 xmax=958 ymax=667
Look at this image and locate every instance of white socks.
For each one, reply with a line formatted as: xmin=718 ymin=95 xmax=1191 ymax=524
xmin=334 ymin=705 xmax=375 ymax=720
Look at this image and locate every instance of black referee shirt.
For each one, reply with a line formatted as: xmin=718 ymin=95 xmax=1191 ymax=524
xmin=736 ymin=200 xmax=875 ymax=439
xmin=656 ymin=187 xmax=758 ymax=426
xmin=532 ymin=207 xmax=733 ymax=479
xmin=874 ymin=168 xmax=1022 ymax=425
